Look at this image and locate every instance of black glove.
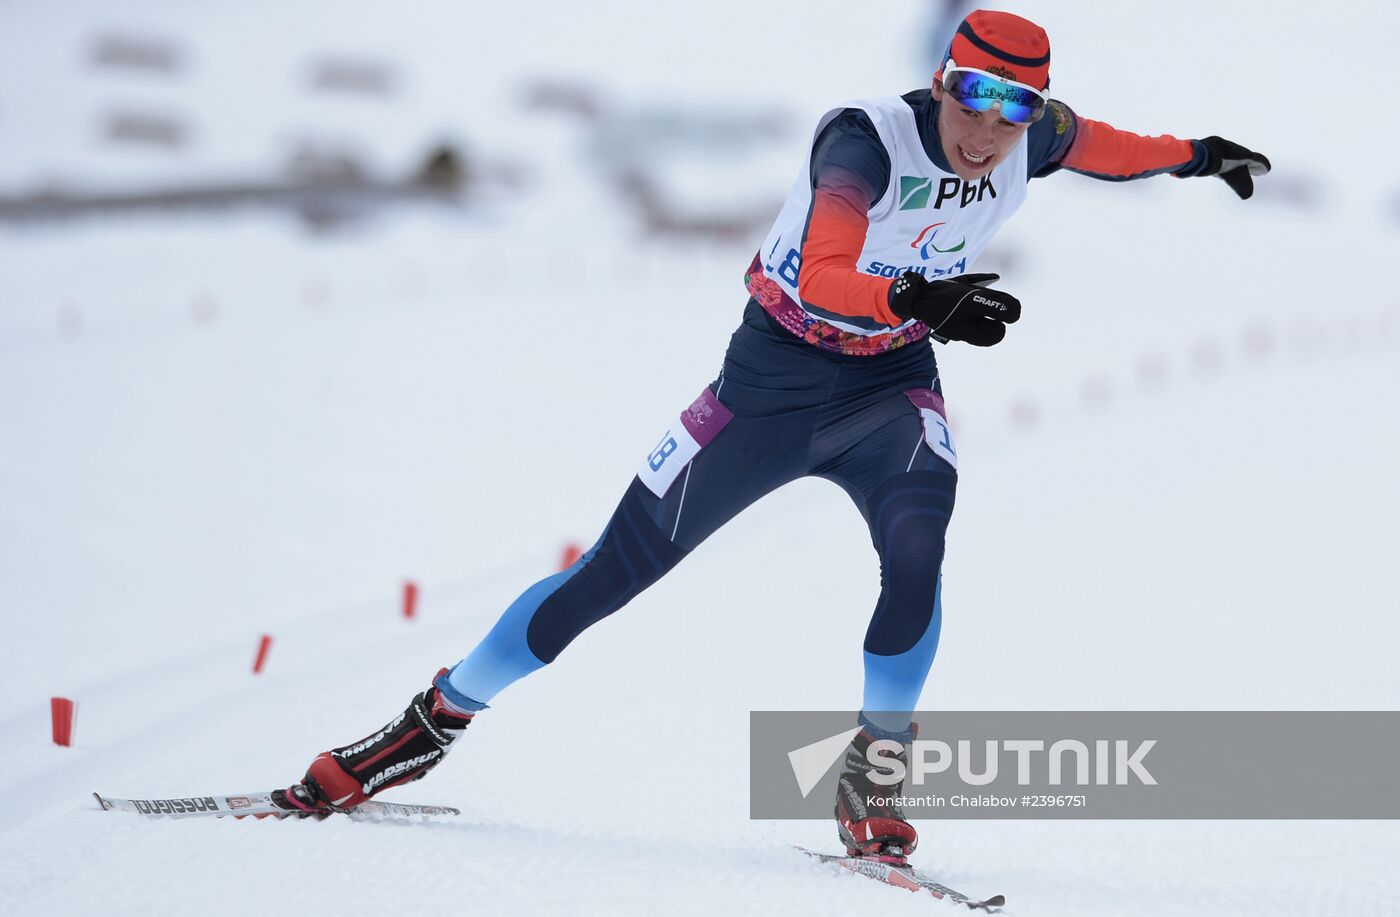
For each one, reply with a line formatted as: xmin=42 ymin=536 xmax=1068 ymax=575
xmin=1196 ymin=136 xmax=1271 ymax=200
xmin=888 ymin=272 xmax=1021 ymax=347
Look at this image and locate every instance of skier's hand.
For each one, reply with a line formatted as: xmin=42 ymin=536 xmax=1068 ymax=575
xmin=889 ymin=271 xmax=1021 ymax=347
xmin=1196 ymin=136 xmax=1271 ymax=200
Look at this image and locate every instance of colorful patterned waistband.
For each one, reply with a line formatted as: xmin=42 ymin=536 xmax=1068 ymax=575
xmin=743 ymin=253 xmax=929 ymax=357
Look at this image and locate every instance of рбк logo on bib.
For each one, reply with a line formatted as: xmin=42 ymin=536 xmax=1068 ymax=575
xmin=899 ymin=175 xmax=998 ymax=211
xmin=898 ymin=176 xmax=934 ymax=210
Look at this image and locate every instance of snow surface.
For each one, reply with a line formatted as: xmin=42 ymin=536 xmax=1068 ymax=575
xmin=2 ymin=1 xmax=1400 ymax=915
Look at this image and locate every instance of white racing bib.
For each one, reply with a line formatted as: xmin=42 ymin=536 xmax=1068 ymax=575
xmin=638 ymin=387 xmax=734 ymax=498
xmin=905 ymin=388 xmax=957 ymax=470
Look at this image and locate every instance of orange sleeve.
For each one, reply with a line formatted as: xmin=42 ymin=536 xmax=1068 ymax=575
xmin=797 ymin=173 xmax=902 ymax=327
xmin=1061 ymin=117 xmax=1196 ymax=180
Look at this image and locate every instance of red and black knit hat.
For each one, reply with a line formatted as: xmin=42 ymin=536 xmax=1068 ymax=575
xmin=938 ymin=10 xmax=1052 ymax=91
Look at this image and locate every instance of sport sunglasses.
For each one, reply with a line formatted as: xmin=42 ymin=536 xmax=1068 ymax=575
xmin=941 ymin=61 xmax=1047 ymax=124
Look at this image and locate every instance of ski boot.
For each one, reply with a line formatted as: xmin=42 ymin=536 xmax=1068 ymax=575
xmin=279 ymin=668 xmax=474 ymax=814
xmin=834 ymin=722 xmax=919 ymax=862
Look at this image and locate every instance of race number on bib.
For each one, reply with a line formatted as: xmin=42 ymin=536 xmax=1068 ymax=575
xmin=904 ymin=388 xmax=957 ymax=470
xmin=638 ymin=387 xmax=734 ymax=498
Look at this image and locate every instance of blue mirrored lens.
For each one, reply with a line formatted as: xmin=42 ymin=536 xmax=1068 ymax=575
xmin=942 ymin=71 xmax=1046 ymax=124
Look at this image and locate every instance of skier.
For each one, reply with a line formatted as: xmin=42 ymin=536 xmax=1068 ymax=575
xmin=279 ymin=9 xmax=1269 ymax=860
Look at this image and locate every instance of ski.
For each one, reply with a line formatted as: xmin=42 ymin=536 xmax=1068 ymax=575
xmin=92 ymin=791 xmax=459 ymax=821
xmin=797 ymin=847 xmax=1005 ymax=911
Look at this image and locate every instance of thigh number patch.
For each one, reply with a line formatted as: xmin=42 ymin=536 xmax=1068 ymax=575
xmin=638 ymin=387 xmax=734 ymax=498
xmin=905 ymin=388 xmax=957 ymax=470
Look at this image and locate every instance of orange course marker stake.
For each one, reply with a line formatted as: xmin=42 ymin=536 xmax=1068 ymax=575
xmin=558 ymin=542 xmax=583 ymax=571
xmin=253 ymin=634 xmax=273 ymax=674
xmin=403 ymin=580 xmax=419 ymax=620
xmin=51 ymin=697 xmax=76 ymax=747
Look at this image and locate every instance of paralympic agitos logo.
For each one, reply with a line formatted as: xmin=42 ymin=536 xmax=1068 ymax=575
xmin=910 ymin=222 xmax=966 ymax=260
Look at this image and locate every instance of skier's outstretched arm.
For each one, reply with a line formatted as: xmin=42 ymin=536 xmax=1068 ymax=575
xmin=1030 ymin=100 xmax=1271 ymax=198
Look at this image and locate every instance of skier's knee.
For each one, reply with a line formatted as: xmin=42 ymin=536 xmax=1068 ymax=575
xmin=525 ymin=480 xmax=688 ymax=662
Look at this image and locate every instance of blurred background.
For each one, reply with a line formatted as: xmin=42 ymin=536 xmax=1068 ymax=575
xmin=2 ymin=1 xmax=1399 ymax=914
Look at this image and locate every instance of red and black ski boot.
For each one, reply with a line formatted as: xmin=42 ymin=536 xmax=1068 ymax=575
xmin=834 ymin=723 xmax=919 ymax=861
xmin=280 ymin=668 xmax=474 ymax=814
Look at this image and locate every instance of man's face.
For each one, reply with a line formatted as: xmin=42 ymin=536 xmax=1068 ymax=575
xmin=932 ymin=78 xmax=1033 ymax=180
